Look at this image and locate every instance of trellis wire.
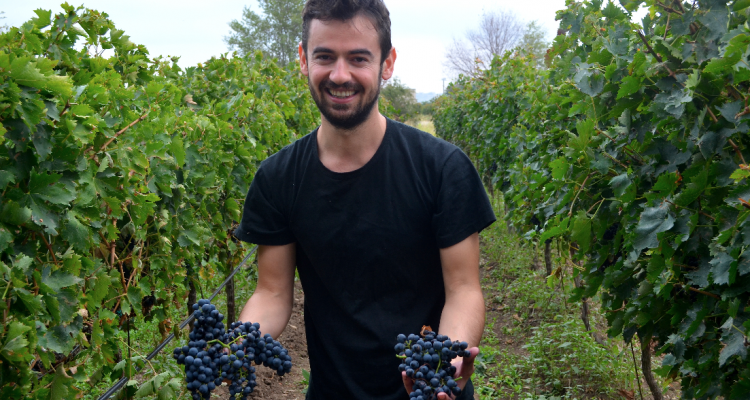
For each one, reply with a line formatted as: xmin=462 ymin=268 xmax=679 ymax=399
xmin=96 ymin=245 xmax=258 ymax=400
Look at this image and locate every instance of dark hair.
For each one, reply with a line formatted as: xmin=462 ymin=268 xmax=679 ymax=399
xmin=302 ymin=0 xmax=392 ymax=64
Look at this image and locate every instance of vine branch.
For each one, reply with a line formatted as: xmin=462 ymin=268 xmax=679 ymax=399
xmin=38 ymin=232 xmax=59 ymax=266
xmin=597 ymin=130 xmax=645 ymax=164
xmin=602 ymin=151 xmax=629 ymax=169
xmin=637 ymin=30 xmax=684 ymax=82
xmin=675 ymin=284 xmax=720 ymax=299
xmin=706 ymin=106 xmax=719 ymax=123
xmin=728 ymin=139 xmax=747 ymax=165
xmin=656 ymin=1 xmax=683 ymax=15
xmin=637 ymin=30 xmax=663 ymax=63
xmin=91 ymin=111 xmax=149 ymax=159
xmin=569 ymin=174 xmax=591 ymax=217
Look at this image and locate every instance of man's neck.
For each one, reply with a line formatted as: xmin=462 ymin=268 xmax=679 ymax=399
xmin=317 ymin=109 xmax=387 ymax=173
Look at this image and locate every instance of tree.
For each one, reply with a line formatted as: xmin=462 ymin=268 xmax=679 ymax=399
xmin=0 ymin=12 xmax=8 ymax=34
xmin=443 ymin=10 xmax=525 ymax=77
xmin=380 ymin=77 xmax=419 ymax=122
xmin=516 ymin=21 xmax=549 ymax=68
xmin=417 ymin=98 xmax=435 ymax=116
xmin=225 ymin=0 xmax=304 ymax=67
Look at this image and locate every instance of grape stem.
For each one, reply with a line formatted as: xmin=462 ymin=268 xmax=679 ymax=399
xmin=207 ymin=334 xmax=248 ymax=348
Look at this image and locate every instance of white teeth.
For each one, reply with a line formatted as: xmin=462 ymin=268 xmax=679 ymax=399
xmin=329 ymin=90 xmax=354 ymax=98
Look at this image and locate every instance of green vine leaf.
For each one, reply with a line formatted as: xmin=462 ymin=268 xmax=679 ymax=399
xmin=617 ymin=76 xmax=641 ymax=99
xmin=610 ymin=173 xmax=632 ymax=197
xmin=675 ymin=168 xmax=709 ymax=207
xmin=49 ymin=364 xmax=73 ymax=400
xmin=719 ymin=317 xmax=747 ymax=366
xmin=571 ymin=212 xmax=592 ymax=253
xmin=0 ymin=322 xmax=31 ymax=362
xmin=634 ymin=205 xmax=675 ymax=253
xmin=710 ymin=252 xmax=736 ymax=285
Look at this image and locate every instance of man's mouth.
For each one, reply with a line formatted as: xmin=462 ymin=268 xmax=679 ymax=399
xmin=326 ymin=88 xmax=356 ymax=99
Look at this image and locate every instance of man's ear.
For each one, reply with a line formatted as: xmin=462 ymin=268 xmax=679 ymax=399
xmin=381 ymin=47 xmax=397 ymax=81
xmin=299 ymin=42 xmax=309 ymax=76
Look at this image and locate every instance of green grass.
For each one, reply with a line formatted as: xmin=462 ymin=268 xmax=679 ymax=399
xmin=405 ymin=114 xmax=436 ymax=136
xmin=474 ymin=194 xmax=641 ymax=400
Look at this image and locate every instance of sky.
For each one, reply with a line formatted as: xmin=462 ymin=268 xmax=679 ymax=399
xmin=3 ymin=0 xmax=570 ymax=94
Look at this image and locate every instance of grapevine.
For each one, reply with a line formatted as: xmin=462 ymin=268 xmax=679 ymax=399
xmin=0 ymin=4 xmax=318 ymax=399
xmin=434 ymin=1 xmax=750 ymax=398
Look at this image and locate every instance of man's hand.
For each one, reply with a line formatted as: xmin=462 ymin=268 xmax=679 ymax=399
xmin=401 ymin=347 xmax=479 ymax=399
xmin=439 ymin=347 xmax=479 ymax=399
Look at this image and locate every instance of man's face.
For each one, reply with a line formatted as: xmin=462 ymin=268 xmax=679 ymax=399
xmin=299 ymin=15 xmax=395 ymax=130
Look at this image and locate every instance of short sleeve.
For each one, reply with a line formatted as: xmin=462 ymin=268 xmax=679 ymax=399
xmin=432 ymin=150 xmax=496 ymax=248
xmin=233 ymin=167 xmax=295 ymax=245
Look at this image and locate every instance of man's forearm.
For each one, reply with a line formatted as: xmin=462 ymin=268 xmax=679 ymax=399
xmin=438 ymin=287 xmax=485 ymax=347
xmin=237 ymin=288 xmax=293 ymax=339
xmin=236 ymin=244 xmax=296 ymax=339
xmin=437 ymin=233 xmax=485 ymax=347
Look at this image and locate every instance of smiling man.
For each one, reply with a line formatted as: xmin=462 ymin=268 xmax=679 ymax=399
xmin=234 ymin=1 xmax=495 ymax=399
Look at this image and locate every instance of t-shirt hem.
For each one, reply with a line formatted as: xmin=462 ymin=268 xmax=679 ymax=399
xmin=436 ymin=212 xmax=497 ymax=249
xmin=233 ymin=227 xmax=295 ymax=246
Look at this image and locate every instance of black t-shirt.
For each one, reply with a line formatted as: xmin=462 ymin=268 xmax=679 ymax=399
xmin=235 ymin=118 xmax=495 ymax=400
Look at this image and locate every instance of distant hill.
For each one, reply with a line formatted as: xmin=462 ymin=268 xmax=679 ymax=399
xmin=416 ymin=92 xmax=439 ymax=102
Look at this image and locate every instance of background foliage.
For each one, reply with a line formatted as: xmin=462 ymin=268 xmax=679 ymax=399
xmin=225 ymin=0 xmax=305 ymax=67
xmin=381 ymin=77 xmax=420 ymax=122
xmin=434 ymin=0 xmax=750 ymax=398
xmin=0 ymin=4 xmax=318 ymax=399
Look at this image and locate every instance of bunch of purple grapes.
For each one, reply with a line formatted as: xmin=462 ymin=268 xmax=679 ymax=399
xmin=251 ymin=331 xmax=293 ymax=376
xmin=172 ymin=299 xmax=292 ymax=400
xmin=223 ymin=321 xmax=261 ymax=399
xmin=396 ymin=329 xmax=470 ymax=400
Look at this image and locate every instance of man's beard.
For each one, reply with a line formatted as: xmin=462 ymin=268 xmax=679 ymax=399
xmin=308 ymin=76 xmax=381 ymax=130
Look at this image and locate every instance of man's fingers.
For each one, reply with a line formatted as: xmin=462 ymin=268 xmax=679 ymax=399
xmin=436 ymin=391 xmax=456 ymax=400
xmin=464 ymin=347 xmax=480 ymax=362
xmin=401 ymin=371 xmax=414 ymax=393
xmin=404 ymin=349 xmax=478 ymax=398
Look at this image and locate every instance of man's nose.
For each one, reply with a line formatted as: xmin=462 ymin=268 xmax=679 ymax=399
xmin=329 ymin=58 xmax=351 ymax=84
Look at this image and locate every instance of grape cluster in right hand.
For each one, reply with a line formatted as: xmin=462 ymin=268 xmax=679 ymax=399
xmin=396 ymin=329 xmax=470 ymax=400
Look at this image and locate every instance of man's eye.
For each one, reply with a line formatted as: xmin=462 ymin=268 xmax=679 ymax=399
xmin=353 ymin=57 xmax=367 ymax=63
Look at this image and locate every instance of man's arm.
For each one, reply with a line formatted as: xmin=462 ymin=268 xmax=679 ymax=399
xmin=438 ymin=232 xmax=485 ymax=347
xmin=438 ymin=232 xmax=484 ymax=399
xmin=237 ymin=243 xmax=296 ymax=339
xmin=402 ymin=233 xmax=485 ymax=398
